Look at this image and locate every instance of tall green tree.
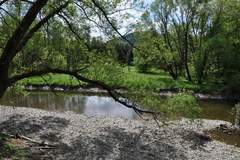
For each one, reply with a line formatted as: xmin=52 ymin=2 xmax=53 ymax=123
xmin=138 ymin=0 xmax=220 ymax=82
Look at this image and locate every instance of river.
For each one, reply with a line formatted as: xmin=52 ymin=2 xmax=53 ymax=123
xmin=0 ymin=91 xmax=235 ymax=122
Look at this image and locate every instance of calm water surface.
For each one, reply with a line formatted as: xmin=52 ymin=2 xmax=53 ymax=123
xmin=0 ymin=92 xmax=235 ymax=122
xmin=0 ymin=92 xmax=138 ymax=119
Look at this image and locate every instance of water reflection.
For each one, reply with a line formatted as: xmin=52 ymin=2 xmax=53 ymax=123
xmin=0 ymin=92 xmax=137 ymax=119
xmin=0 ymin=92 xmax=235 ymax=121
xmin=199 ymin=101 xmax=235 ymax=123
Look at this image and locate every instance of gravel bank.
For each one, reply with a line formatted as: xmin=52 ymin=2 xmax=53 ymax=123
xmin=0 ymin=106 xmax=239 ymax=160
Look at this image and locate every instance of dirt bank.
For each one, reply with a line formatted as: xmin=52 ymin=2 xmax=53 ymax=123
xmin=0 ymin=106 xmax=239 ymax=160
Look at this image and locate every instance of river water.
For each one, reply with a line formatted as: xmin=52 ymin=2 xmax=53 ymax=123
xmin=0 ymin=91 xmax=235 ymax=122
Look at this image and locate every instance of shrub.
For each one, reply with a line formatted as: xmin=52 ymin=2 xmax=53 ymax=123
xmin=163 ymin=93 xmax=201 ymax=119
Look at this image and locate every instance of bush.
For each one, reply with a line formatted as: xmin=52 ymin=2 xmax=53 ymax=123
xmin=163 ymin=93 xmax=201 ymax=119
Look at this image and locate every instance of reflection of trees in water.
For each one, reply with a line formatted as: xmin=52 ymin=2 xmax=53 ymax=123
xmin=0 ymin=92 xmax=137 ymax=118
xmin=199 ymin=101 xmax=235 ymax=123
xmin=64 ymin=95 xmax=86 ymax=113
xmin=22 ymin=93 xmax=87 ymax=113
xmin=23 ymin=93 xmax=62 ymax=111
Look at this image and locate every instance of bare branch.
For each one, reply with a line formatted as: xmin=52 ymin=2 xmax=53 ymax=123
xmin=57 ymin=11 xmax=91 ymax=50
xmin=75 ymin=2 xmax=106 ymax=32
xmin=0 ymin=0 xmax=8 ymax=7
xmin=20 ymin=0 xmax=34 ymax=4
xmin=0 ymin=6 xmax=19 ymax=22
xmin=90 ymin=0 xmax=135 ymax=48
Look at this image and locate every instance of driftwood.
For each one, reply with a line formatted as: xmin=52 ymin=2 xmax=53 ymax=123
xmin=0 ymin=132 xmax=56 ymax=148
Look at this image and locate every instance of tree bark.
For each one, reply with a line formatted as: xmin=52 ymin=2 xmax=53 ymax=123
xmin=0 ymin=0 xmax=69 ymax=99
xmin=0 ymin=68 xmax=9 ymax=98
xmin=183 ymin=23 xmax=192 ymax=82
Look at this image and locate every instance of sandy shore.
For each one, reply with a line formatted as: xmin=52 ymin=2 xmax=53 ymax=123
xmin=0 ymin=105 xmax=239 ymax=160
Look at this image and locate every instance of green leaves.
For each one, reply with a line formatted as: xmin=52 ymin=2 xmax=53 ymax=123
xmin=164 ymin=93 xmax=201 ymax=119
xmin=133 ymin=31 xmax=175 ymax=72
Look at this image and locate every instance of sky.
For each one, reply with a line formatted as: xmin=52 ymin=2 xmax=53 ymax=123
xmin=90 ymin=0 xmax=154 ymax=38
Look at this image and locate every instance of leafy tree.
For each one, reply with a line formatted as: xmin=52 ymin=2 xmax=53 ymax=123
xmin=0 ymin=0 xmax=158 ymax=116
xmin=0 ymin=0 xmax=122 ymax=95
xmin=133 ymin=30 xmax=180 ymax=77
xmin=208 ymin=0 xmax=240 ymax=94
xmin=139 ymin=0 xmax=221 ymax=82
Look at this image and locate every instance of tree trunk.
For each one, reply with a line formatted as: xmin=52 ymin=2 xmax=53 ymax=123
xmin=185 ymin=62 xmax=192 ymax=82
xmin=167 ymin=64 xmax=178 ymax=80
xmin=183 ymin=22 xmax=192 ymax=82
xmin=0 ymin=69 xmax=9 ymax=99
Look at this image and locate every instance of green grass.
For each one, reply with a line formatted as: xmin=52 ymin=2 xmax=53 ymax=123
xmin=20 ymin=74 xmax=83 ymax=86
xmin=19 ymin=67 xmax=220 ymax=93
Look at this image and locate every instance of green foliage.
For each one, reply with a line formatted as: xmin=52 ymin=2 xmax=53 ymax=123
xmin=20 ymin=66 xmax=218 ymax=94
xmin=7 ymin=85 xmax=29 ymax=97
xmin=21 ymin=74 xmax=81 ymax=86
xmin=206 ymin=0 xmax=240 ymax=94
xmin=1 ymin=0 xmax=239 ymax=102
xmin=123 ymin=91 xmax=201 ymax=119
xmin=83 ymin=52 xmax=124 ymax=86
xmin=163 ymin=93 xmax=201 ymax=119
xmin=133 ymin=31 xmax=178 ymax=74
xmin=194 ymin=44 xmax=208 ymax=84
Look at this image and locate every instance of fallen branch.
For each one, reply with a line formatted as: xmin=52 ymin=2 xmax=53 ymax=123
xmin=0 ymin=132 xmax=56 ymax=147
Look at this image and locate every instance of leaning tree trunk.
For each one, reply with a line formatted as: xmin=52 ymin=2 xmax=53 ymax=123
xmin=0 ymin=67 xmax=9 ymax=99
xmin=0 ymin=84 xmax=7 ymax=99
xmin=235 ymin=103 xmax=240 ymax=128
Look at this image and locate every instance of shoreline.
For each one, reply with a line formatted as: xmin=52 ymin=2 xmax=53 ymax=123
xmin=25 ymin=84 xmax=240 ymax=101
xmin=0 ymin=106 xmax=239 ymax=159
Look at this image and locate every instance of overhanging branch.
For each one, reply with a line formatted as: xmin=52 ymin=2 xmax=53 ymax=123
xmin=0 ymin=0 xmax=8 ymax=7
xmin=90 ymin=0 xmax=136 ymax=48
xmin=9 ymin=68 xmax=159 ymax=115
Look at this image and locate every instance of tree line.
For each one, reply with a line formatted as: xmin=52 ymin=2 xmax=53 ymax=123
xmin=133 ymin=0 xmax=240 ymax=95
xmin=0 ymin=0 xmax=239 ymax=100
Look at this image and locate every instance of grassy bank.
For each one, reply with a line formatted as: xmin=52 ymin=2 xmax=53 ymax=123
xmin=19 ymin=67 xmax=220 ymax=93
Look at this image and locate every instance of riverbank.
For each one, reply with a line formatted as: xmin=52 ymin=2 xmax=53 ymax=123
xmin=25 ymin=84 xmax=240 ymax=101
xmin=0 ymin=106 xmax=239 ymax=160
xmin=20 ymin=67 xmax=222 ymax=94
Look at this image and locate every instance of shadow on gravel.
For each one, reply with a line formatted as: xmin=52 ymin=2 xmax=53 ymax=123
xmin=0 ymin=114 xmax=69 ymax=141
xmin=1 ymin=115 xmax=212 ymax=159
xmin=30 ymin=127 xmax=187 ymax=160
xmin=181 ymin=131 xmax=212 ymax=150
xmin=0 ymin=114 xmax=70 ymax=159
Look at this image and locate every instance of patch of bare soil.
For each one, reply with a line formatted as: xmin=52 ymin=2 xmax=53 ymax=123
xmin=206 ymin=124 xmax=240 ymax=147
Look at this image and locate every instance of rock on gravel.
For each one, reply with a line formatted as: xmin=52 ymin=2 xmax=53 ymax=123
xmin=0 ymin=105 xmax=239 ymax=160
